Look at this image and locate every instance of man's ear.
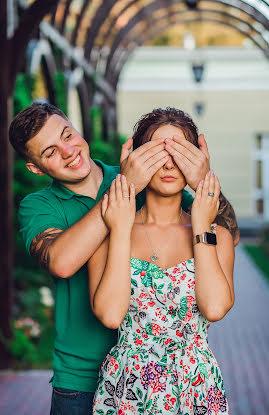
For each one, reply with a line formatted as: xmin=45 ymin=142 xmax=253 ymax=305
xmin=26 ymin=162 xmax=45 ymax=176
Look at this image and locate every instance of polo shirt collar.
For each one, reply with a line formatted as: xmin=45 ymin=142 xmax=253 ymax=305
xmin=50 ymin=159 xmax=118 ymax=200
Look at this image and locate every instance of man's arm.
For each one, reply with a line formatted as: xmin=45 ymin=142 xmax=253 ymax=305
xmin=29 ymin=199 xmax=109 ymax=278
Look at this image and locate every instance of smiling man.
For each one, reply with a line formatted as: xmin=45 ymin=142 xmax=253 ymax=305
xmin=9 ymin=102 xmax=239 ymax=415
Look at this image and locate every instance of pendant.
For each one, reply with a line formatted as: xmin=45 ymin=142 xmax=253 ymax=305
xmin=151 ymin=253 xmax=159 ymax=262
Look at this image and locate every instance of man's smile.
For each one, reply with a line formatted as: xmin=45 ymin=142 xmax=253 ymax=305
xmin=66 ymin=153 xmax=81 ymax=168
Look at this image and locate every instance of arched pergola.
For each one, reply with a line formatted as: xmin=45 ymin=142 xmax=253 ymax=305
xmin=1 ymin=0 xmax=268 ymax=367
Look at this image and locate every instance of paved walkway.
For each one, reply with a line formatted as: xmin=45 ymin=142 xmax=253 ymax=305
xmin=0 ymin=245 xmax=269 ymax=415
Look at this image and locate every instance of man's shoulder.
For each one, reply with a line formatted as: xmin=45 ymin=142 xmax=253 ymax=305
xmin=19 ymin=183 xmax=59 ymax=207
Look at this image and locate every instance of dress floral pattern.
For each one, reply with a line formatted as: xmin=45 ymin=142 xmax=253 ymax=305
xmin=93 ymin=226 xmax=229 ymax=415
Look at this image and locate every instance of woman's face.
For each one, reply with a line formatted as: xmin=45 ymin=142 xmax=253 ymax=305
xmin=147 ymin=124 xmax=187 ymax=196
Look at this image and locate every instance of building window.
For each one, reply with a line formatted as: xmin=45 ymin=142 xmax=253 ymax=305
xmin=254 ymin=134 xmax=269 ymax=219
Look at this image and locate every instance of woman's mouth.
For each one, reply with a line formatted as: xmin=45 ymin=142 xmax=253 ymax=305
xmin=161 ymin=176 xmax=177 ymax=182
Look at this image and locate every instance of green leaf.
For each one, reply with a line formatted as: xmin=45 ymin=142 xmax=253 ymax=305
xmin=131 ymin=278 xmax=138 ymax=287
xmin=178 ymin=297 xmax=188 ymax=320
xmin=136 ymin=387 xmax=143 ymax=399
xmin=146 ymin=399 xmax=153 ymax=409
xmin=126 ymin=314 xmax=132 ymax=328
xmin=106 ymin=411 xmax=115 ymax=415
xmin=131 ymin=258 xmax=143 ymax=269
xmin=96 ymin=410 xmax=104 ymax=415
xmin=145 ymin=323 xmax=153 ymax=335
xmin=138 ymin=409 xmax=144 ymax=413
xmin=142 ymin=261 xmax=150 ymax=271
xmin=133 ymin=270 xmax=141 ymax=275
xmin=151 ymin=269 xmax=164 ymax=279
xmin=136 ymin=402 xmax=144 ymax=407
xmin=198 ymin=363 xmax=209 ymax=379
xmin=158 ymin=283 xmax=165 ymax=289
xmin=142 ymin=274 xmax=152 ymax=287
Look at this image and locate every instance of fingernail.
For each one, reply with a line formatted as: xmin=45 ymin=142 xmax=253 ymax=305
xmin=207 ymin=171 xmax=211 ymax=176
xmin=121 ymin=175 xmax=126 ymax=180
xmin=131 ymin=183 xmax=135 ymax=187
xmin=117 ymin=174 xmax=121 ymax=178
xmin=160 ymin=138 xmax=165 ymax=142
xmin=104 ymin=193 xmax=107 ymax=198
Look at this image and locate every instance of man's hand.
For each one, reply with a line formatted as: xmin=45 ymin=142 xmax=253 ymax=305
xmin=164 ymin=133 xmax=210 ymax=190
xmin=120 ymin=137 xmax=169 ymax=194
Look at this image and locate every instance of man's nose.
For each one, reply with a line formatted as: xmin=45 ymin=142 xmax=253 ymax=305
xmin=164 ymin=155 xmax=175 ymax=170
xmin=60 ymin=143 xmax=74 ymax=158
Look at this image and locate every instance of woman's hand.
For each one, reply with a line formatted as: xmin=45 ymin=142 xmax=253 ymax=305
xmin=191 ymin=170 xmax=220 ymax=234
xmin=102 ymin=174 xmax=135 ymax=232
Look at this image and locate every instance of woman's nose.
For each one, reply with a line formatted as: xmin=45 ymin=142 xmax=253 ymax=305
xmin=164 ymin=154 xmax=175 ymax=170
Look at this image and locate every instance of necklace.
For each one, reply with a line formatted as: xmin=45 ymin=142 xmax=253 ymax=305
xmin=140 ymin=206 xmax=183 ymax=262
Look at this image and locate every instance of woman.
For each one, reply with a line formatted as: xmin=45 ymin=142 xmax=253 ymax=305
xmin=88 ymin=108 xmax=234 ymax=415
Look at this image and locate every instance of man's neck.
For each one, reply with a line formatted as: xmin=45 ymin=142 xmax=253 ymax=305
xmin=58 ymin=159 xmax=103 ymax=198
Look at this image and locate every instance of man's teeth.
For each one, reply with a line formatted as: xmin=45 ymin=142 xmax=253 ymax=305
xmin=67 ymin=155 xmax=80 ymax=167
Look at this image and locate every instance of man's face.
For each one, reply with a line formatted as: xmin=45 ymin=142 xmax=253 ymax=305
xmin=26 ymin=114 xmax=91 ymax=184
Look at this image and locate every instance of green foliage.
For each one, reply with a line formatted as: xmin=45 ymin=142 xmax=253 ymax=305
xmin=13 ymin=73 xmax=36 ymax=115
xmin=244 ymin=244 xmax=269 ymax=282
xmin=260 ymin=226 xmax=269 ymax=257
xmin=5 ymin=327 xmax=38 ymax=365
xmin=54 ymin=71 xmax=67 ymax=114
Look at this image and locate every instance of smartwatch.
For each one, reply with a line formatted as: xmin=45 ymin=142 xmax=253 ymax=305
xmin=193 ymin=232 xmax=217 ymax=246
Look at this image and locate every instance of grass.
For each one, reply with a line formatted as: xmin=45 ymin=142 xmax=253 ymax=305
xmin=243 ymin=245 xmax=269 ymax=282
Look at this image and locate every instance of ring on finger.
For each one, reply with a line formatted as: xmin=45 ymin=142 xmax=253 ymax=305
xmin=123 ymin=195 xmax=130 ymax=199
xmin=208 ymin=192 xmax=215 ymax=197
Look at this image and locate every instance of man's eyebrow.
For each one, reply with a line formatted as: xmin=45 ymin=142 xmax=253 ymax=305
xmin=40 ymin=126 xmax=69 ymax=156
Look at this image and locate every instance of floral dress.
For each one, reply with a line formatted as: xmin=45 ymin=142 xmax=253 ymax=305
xmin=93 ymin=227 xmax=229 ymax=415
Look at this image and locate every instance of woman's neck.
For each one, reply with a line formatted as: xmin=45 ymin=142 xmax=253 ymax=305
xmin=143 ymin=190 xmax=183 ymax=225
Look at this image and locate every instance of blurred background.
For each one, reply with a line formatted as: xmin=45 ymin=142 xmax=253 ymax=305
xmin=0 ymin=0 xmax=269 ymax=414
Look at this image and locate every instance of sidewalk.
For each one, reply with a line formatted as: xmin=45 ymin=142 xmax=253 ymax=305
xmin=0 ymin=245 xmax=268 ymax=414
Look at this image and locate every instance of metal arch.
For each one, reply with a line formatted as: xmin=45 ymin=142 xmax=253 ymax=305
xmin=113 ymin=5 xmax=268 ymax=64
xmin=83 ymin=0 xmax=117 ymax=59
xmin=103 ymin=0 xmax=269 ymax=77
xmin=59 ymin=0 xmax=73 ymax=34
xmin=101 ymin=0 xmax=140 ymax=48
xmin=70 ymin=0 xmax=92 ymax=46
xmin=112 ymin=14 xmax=269 ymax=87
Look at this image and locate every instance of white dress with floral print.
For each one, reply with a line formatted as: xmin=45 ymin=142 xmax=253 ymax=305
xmin=93 ymin=227 xmax=229 ymax=415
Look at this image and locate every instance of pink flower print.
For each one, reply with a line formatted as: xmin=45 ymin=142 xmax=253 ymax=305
xmin=190 ymin=356 xmax=196 ymax=364
xmin=183 ymin=309 xmax=192 ymax=322
xmin=151 ymin=323 xmax=162 ymax=336
xmin=135 ymin=338 xmax=143 ymax=346
xmin=139 ymin=292 xmax=147 ymax=299
xmin=180 ymin=273 xmax=186 ymax=280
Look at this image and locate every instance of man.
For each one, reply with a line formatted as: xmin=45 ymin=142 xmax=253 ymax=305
xmin=9 ymin=102 xmax=239 ymax=414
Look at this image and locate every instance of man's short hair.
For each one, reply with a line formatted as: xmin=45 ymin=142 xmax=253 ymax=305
xmin=9 ymin=102 xmax=68 ymax=160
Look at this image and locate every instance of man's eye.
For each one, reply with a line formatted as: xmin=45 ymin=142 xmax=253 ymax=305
xmin=66 ymin=133 xmax=72 ymax=139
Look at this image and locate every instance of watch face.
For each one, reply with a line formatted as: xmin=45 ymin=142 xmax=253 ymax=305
xmin=205 ymin=232 xmax=217 ymax=245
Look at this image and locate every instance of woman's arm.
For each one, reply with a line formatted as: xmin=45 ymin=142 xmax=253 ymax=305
xmin=191 ymin=171 xmax=235 ymax=322
xmin=88 ymin=175 xmax=135 ymax=329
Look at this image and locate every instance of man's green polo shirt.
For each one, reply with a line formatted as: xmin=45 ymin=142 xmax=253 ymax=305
xmin=18 ymin=159 xmax=193 ymax=393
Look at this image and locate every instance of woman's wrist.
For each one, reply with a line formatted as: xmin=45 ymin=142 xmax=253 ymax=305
xmin=110 ymin=226 xmax=132 ymax=238
xmin=192 ymin=222 xmax=212 ymax=236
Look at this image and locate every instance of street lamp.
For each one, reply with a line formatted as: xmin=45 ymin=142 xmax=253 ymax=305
xmin=192 ymin=62 xmax=205 ymax=83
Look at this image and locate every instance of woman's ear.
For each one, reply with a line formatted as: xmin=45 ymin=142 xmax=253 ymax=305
xmin=26 ymin=162 xmax=45 ymax=176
